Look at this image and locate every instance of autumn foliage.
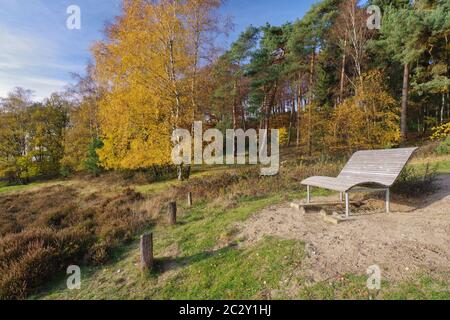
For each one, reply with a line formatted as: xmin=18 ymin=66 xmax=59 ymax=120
xmin=325 ymin=71 xmax=401 ymax=155
xmin=1 ymin=0 xmax=449 ymax=181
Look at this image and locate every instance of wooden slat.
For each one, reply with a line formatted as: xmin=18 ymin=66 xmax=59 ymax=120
xmin=339 ymin=147 xmax=417 ymax=186
xmin=301 ymin=148 xmax=417 ymax=192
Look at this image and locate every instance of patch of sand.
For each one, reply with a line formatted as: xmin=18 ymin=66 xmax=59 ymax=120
xmin=237 ymin=175 xmax=450 ymax=283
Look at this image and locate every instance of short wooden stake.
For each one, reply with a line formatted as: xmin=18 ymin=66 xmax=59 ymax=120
xmin=168 ymin=201 xmax=177 ymax=225
xmin=140 ymin=233 xmax=153 ymax=272
xmin=187 ymin=192 xmax=193 ymax=207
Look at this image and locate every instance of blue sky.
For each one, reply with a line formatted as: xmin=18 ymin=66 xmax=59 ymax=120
xmin=0 ymin=0 xmax=318 ymax=101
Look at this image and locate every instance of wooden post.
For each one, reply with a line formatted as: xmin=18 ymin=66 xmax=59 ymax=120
xmin=168 ymin=201 xmax=177 ymax=225
xmin=140 ymin=233 xmax=153 ymax=272
xmin=187 ymin=192 xmax=193 ymax=207
xmin=306 ymin=185 xmax=311 ymax=204
xmin=386 ymin=189 xmax=390 ymax=214
xmin=345 ymin=193 xmax=350 ymax=219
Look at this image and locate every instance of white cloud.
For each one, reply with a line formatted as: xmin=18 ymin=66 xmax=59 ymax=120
xmin=0 ymin=72 xmax=69 ymax=102
xmin=0 ymin=26 xmax=80 ymax=101
xmin=0 ymin=0 xmax=123 ymax=101
xmin=0 ymin=28 xmax=53 ymax=67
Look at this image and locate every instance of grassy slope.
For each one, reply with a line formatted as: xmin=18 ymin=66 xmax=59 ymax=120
xmin=11 ymin=155 xmax=450 ymax=300
xmin=36 ymin=195 xmax=305 ymax=300
xmin=410 ymin=155 xmax=450 ymax=175
xmin=0 ymin=181 xmax=62 ymax=194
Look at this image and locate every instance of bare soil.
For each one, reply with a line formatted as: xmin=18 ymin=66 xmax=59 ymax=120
xmin=237 ymin=175 xmax=450 ymax=283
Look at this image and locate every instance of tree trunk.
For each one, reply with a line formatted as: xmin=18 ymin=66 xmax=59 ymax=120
xmin=401 ymin=63 xmax=410 ymax=145
xmin=232 ymin=85 xmax=238 ymax=157
xmin=447 ymin=92 xmax=449 ymax=121
xmin=232 ymin=81 xmax=238 ymax=130
xmin=263 ymin=84 xmax=277 ymax=131
xmin=168 ymin=38 xmax=188 ymax=181
xmin=241 ymin=104 xmax=246 ymax=131
xmin=446 ymin=35 xmax=449 ymax=121
xmin=308 ymin=50 xmax=316 ymax=156
xmin=177 ymin=165 xmax=184 ymax=181
xmin=287 ymin=96 xmax=295 ymax=146
xmin=338 ymin=39 xmax=347 ymax=105
xmin=296 ymin=80 xmax=303 ymax=148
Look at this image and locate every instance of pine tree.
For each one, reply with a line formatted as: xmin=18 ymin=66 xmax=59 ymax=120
xmin=376 ymin=4 xmax=426 ymax=144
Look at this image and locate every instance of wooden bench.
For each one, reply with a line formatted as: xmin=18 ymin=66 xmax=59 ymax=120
xmin=301 ymin=148 xmax=418 ymax=218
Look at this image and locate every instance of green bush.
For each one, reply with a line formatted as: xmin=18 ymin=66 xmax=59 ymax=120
xmin=84 ymin=138 xmax=104 ymax=176
xmin=435 ymin=136 xmax=450 ymax=155
xmin=59 ymin=165 xmax=73 ymax=178
xmin=393 ymin=164 xmax=438 ymax=197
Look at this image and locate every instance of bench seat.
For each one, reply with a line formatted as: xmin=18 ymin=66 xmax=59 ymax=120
xmin=301 ymin=176 xmax=388 ymax=193
xmin=300 ymin=147 xmax=418 ymax=217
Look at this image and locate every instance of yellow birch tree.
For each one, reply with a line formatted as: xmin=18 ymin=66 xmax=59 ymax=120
xmin=93 ymin=0 xmax=223 ymax=177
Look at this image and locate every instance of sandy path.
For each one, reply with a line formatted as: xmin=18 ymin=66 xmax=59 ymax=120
xmin=237 ymin=175 xmax=450 ymax=283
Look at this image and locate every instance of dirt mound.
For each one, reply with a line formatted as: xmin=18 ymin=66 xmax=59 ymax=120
xmin=237 ymin=174 xmax=450 ymax=283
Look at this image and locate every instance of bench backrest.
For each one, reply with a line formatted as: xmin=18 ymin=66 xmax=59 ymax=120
xmin=338 ymin=148 xmax=418 ymax=187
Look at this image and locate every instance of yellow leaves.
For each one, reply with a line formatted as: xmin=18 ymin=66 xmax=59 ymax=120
xmin=62 ymin=100 xmax=98 ymax=171
xmin=93 ymin=0 xmax=197 ymax=170
xmin=278 ymin=128 xmax=289 ymax=146
xmin=431 ymin=122 xmax=450 ymax=141
xmin=97 ymin=84 xmax=173 ymax=170
xmin=91 ymin=0 xmax=223 ymax=170
xmin=326 ymin=70 xmax=401 ymax=154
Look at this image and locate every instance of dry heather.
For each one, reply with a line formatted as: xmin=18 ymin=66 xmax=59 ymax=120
xmin=0 ymin=161 xmax=342 ymax=299
xmin=0 ymin=185 xmax=151 ymax=299
xmin=174 ymin=162 xmax=343 ymax=203
xmin=0 ymin=154 xmax=433 ymax=300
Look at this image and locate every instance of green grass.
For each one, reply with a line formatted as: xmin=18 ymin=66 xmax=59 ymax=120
xmin=36 ymin=237 xmax=305 ymax=300
xmin=0 ymin=181 xmax=51 ymax=194
xmin=413 ymin=161 xmax=450 ymax=175
xmin=298 ymin=274 xmax=449 ymax=300
xmin=36 ymin=194 xmax=305 ymax=300
xmin=382 ymin=275 xmax=450 ymax=300
xmin=409 ymin=155 xmax=450 ymax=174
xmin=35 ymin=187 xmax=449 ymax=300
xmin=298 ymin=275 xmax=373 ymax=300
xmin=154 ymin=237 xmax=304 ymax=300
xmin=17 ymin=152 xmax=450 ymax=300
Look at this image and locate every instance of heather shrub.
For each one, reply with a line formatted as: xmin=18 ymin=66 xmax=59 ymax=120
xmin=85 ymin=241 xmax=111 ymax=265
xmin=0 ymin=227 xmax=93 ymax=299
xmin=173 ymin=161 xmax=342 ymax=205
xmin=34 ymin=204 xmax=79 ymax=228
xmin=0 ymin=186 xmax=151 ymax=299
xmin=0 ymin=242 xmax=57 ymax=300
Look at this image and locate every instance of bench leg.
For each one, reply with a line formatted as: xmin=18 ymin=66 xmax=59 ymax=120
xmin=307 ymin=185 xmax=311 ymax=204
xmin=386 ymin=189 xmax=390 ymax=213
xmin=345 ymin=193 xmax=350 ymax=219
